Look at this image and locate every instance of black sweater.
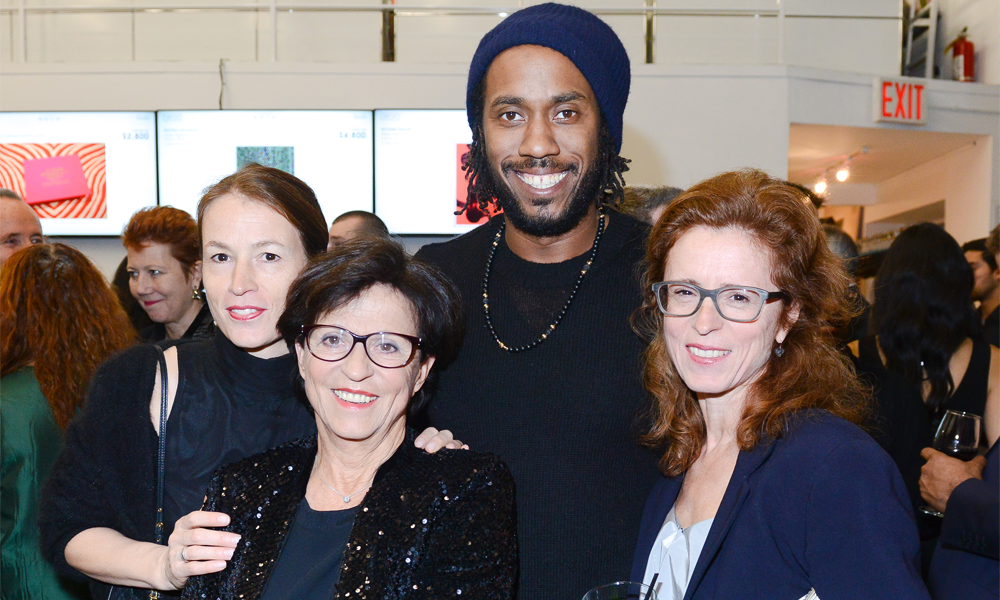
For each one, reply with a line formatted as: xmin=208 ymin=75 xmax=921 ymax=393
xmin=416 ymin=212 xmax=660 ymax=599
xmin=38 ymin=335 xmax=316 ymax=596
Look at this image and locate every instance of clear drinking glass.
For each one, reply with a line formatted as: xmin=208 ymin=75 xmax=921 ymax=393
xmin=582 ymin=581 xmax=657 ymax=600
xmin=920 ymin=409 xmax=981 ymax=517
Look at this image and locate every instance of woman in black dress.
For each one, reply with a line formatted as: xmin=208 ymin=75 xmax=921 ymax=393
xmin=858 ymin=223 xmax=1000 ymax=568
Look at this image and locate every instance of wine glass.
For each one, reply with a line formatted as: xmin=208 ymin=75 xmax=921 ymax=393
xmin=920 ymin=409 xmax=981 ymax=517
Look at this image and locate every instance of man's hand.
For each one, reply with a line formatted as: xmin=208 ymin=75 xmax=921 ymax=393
xmin=919 ymin=448 xmax=987 ymax=513
xmin=415 ymin=427 xmax=469 ymax=453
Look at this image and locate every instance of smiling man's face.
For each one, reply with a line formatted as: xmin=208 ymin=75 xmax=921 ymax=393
xmin=481 ymin=44 xmax=602 ymax=238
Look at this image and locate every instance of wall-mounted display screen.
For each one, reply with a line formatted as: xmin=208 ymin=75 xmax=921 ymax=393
xmin=375 ymin=110 xmax=495 ymax=235
xmin=0 ymin=111 xmax=157 ymax=236
xmin=157 ymin=111 xmax=374 ymax=225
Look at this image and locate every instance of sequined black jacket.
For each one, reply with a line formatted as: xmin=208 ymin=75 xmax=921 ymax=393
xmin=181 ymin=433 xmax=518 ymax=599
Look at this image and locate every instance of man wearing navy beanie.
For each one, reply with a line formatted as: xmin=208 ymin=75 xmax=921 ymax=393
xmin=416 ymin=4 xmax=659 ymax=597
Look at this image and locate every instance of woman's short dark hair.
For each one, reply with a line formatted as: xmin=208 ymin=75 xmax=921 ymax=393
xmin=872 ymin=223 xmax=981 ymax=413
xmin=277 ymin=237 xmax=465 ymax=414
xmin=197 ymin=163 xmax=328 ymax=258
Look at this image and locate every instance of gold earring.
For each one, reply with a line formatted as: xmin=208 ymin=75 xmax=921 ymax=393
xmin=191 ymin=288 xmax=201 ymax=301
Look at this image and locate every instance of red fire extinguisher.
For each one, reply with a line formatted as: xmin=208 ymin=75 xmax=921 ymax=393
xmin=945 ymin=27 xmax=975 ymax=82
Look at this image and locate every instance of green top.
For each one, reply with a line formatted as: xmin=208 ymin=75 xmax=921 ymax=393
xmin=1 ymin=367 xmax=88 ymax=600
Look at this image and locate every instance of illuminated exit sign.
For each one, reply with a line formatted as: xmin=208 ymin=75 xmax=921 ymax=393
xmin=874 ymin=77 xmax=927 ymax=125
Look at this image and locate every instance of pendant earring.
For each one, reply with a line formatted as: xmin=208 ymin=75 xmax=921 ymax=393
xmin=774 ymin=343 xmax=785 ymax=358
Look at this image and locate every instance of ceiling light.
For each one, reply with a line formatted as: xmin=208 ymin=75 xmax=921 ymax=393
xmin=836 ymin=167 xmax=849 ymax=182
xmin=814 ymin=180 xmax=827 ymax=194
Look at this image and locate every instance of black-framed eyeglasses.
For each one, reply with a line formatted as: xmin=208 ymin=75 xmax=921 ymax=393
xmin=301 ymin=325 xmax=422 ymax=369
xmin=651 ymin=281 xmax=789 ymax=323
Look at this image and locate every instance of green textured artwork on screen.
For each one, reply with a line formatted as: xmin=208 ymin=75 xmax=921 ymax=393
xmin=236 ymin=147 xmax=295 ymax=174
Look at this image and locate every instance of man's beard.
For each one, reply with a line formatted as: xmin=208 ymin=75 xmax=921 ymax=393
xmin=484 ymin=156 xmax=603 ymax=238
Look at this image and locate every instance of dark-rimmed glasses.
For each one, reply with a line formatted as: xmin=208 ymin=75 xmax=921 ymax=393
xmin=652 ymin=282 xmax=788 ymax=323
xmin=301 ymin=325 xmax=421 ymax=369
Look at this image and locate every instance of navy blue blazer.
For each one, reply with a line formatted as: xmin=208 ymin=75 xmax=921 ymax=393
xmin=631 ymin=410 xmax=930 ymax=600
xmin=927 ymin=441 xmax=999 ymax=600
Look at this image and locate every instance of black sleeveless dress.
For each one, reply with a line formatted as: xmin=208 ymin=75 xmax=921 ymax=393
xmin=938 ymin=340 xmax=992 ymax=425
xmin=859 ymin=336 xmax=991 ymax=435
xmin=858 ymin=337 xmax=992 ymax=564
xmin=161 ymin=333 xmax=317 ymax=538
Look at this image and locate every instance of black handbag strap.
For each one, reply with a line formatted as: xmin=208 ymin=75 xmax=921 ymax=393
xmin=106 ymin=346 xmax=170 ymax=600
xmin=153 ymin=345 xmax=168 ymax=546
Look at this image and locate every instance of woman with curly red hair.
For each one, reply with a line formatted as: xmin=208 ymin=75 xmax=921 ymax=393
xmin=630 ymin=170 xmax=928 ymax=599
xmin=1 ymin=243 xmax=136 ymax=600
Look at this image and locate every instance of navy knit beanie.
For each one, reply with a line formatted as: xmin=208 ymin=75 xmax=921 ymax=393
xmin=466 ymin=2 xmax=631 ymax=152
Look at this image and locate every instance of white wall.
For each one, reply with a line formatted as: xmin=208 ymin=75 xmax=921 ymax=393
xmin=936 ymin=0 xmax=1000 ymax=84
xmin=1 ymin=0 xmax=903 ymax=76
xmin=868 ymin=138 xmax=993 ymax=245
xmin=787 ymin=67 xmax=1000 ymax=234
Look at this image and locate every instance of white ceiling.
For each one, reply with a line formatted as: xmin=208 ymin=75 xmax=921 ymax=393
xmin=787 ymin=123 xmax=985 ymax=188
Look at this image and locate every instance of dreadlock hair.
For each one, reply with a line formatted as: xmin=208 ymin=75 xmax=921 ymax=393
xmin=458 ymin=78 xmax=630 ymax=217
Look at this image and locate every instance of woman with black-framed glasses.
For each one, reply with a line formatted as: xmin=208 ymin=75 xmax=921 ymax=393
xmin=629 ymin=169 xmax=928 ymax=600
xmin=179 ymin=237 xmax=517 ymax=600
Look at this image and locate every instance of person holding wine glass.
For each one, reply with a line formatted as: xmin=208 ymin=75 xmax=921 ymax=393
xmin=921 ymin=400 xmax=998 ymax=599
xmin=630 ymin=170 xmax=928 ymax=599
xmin=860 ymin=223 xmax=1000 ymax=571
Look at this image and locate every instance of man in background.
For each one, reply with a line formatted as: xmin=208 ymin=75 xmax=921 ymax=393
xmin=963 ymin=238 xmax=999 ymax=347
xmin=327 ymin=210 xmax=389 ymax=250
xmin=0 ymin=189 xmax=44 ymax=266
xmin=620 ymin=185 xmax=683 ymax=225
xmin=415 ymin=4 xmax=659 ymax=596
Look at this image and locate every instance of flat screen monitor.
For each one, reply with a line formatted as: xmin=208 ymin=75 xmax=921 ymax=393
xmin=0 ymin=111 xmax=157 ymax=236
xmin=157 ymin=111 xmax=374 ymax=225
xmin=375 ymin=110 xmax=494 ymax=235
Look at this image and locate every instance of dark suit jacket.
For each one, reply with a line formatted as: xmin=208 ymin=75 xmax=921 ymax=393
xmin=181 ymin=432 xmax=518 ymax=600
xmin=631 ymin=410 xmax=930 ymax=600
xmin=927 ymin=441 xmax=999 ymax=600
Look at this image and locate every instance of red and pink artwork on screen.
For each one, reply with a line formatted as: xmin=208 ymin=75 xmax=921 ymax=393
xmin=0 ymin=143 xmax=107 ymax=219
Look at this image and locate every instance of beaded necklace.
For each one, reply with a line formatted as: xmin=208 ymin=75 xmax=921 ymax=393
xmin=482 ymin=210 xmax=606 ymax=353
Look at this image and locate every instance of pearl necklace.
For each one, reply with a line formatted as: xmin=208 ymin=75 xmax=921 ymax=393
xmin=482 ymin=210 xmax=606 ymax=353
xmin=317 ymin=474 xmax=370 ymax=504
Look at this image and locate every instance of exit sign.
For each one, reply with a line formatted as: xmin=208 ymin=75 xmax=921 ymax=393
xmin=874 ymin=77 xmax=927 ymax=125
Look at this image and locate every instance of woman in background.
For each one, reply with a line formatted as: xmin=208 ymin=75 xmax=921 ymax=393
xmin=1 ymin=243 xmax=136 ymax=600
xmin=122 ymin=205 xmax=214 ymax=342
xmin=862 ymin=223 xmax=999 ymax=435
xmin=860 ymin=223 xmax=1000 ymax=571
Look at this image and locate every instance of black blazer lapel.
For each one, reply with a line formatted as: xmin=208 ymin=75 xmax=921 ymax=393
xmin=631 ymin=473 xmax=684 ymax=581
xmin=683 ymin=439 xmax=776 ymax=600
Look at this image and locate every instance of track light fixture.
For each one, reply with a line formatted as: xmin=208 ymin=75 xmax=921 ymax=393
xmin=813 ymin=146 xmax=868 ymax=194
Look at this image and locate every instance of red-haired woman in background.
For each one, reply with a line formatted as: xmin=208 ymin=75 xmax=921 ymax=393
xmin=1 ymin=243 xmax=136 ymax=600
xmin=123 ymin=206 xmax=215 ymax=342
